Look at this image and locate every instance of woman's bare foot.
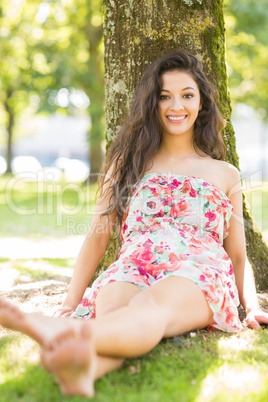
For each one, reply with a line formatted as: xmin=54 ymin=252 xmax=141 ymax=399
xmin=0 ymin=297 xmax=45 ymax=344
xmin=41 ymin=323 xmax=97 ymax=397
xmin=0 ymin=297 xmax=80 ymax=346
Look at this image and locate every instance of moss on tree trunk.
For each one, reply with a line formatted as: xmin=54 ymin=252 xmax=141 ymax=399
xmin=99 ymin=0 xmax=268 ymax=289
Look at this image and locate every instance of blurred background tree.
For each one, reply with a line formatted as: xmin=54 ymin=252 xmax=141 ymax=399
xmin=224 ymin=0 xmax=268 ymax=120
xmin=0 ymin=0 xmax=104 ymax=174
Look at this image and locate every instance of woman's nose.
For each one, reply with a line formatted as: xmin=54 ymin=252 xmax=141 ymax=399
xmin=170 ymin=96 xmax=184 ymax=110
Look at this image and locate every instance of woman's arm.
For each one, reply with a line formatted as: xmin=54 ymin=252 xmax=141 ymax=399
xmin=54 ymin=174 xmax=117 ymax=317
xmin=223 ymin=167 xmax=268 ymax=328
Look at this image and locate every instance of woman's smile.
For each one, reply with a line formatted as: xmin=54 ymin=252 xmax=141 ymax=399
xmin=166 ymin=114 xmax=187 ymax=123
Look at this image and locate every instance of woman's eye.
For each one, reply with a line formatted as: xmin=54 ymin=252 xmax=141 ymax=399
xmin=159 ymin=95 xmax=169 ymax=100
xmin=183 ymin=93 xmax=194 ymax=99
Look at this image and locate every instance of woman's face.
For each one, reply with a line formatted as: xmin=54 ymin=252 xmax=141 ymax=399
xmin=158 ymin=70 xmax=202 ymax=140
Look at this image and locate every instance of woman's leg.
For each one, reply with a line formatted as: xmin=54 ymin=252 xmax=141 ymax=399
xmin=0 ymin=282 xmax=142 ymax=396
xmin=0 ymin=277 xmax=213 ymax=355
xmin=93 ymin=281 xmax=142 ymax=379
xmin=41 ymin=282 xmax=143 ymax=396
xmin=41 ymin=276 xmax=213 ymax=395
xmin=0 ymin=277 xmax=213 ymax=396
xmin=88 ymin=276 xmax=214 ymax=358
xmin=0 ymin=282 xmax=142 ymax=345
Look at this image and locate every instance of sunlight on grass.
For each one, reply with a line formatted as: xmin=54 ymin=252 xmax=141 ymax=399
xmin=40 ymin=257 xmax=76 ymax=267
xmin=0 ymin=236 xmax=85 ymax=259
xmin=197 ymin=330 xmax=268 ymax=401
xmin=0 ymin=259 xmax=73 ymax=289
xmin=0 ymin=265 xmax=20 ymax=290
xmin=0 ymin=335 xmax=39 ymax=383
xmin=217 ymin=330 xmax=258 ymax=352
xmin=200 ymin=363 xmax=263 ymax=400
xmin=13 ymin=261 xmax=73 ymax=280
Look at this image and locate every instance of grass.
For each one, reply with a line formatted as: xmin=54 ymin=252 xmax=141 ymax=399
xmin=1 ymin=176 xmax=268 ymax=400
xmin=0 ymin=177 xmax=98 ymax=238
xmin=1 ymin=329 xmax=268 ymax=401
xmin=244 ymin=182 xmax=268 ymax=233
xmin=40 ymin=257 xmax=75 ymax=267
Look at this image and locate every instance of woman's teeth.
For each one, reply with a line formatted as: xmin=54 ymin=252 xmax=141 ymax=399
xmin=167 ymin=116 xmax=186 ymax=121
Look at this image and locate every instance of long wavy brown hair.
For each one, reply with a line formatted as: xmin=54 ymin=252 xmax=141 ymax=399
xmin=98 ymin=49 xmax=226 ymax=233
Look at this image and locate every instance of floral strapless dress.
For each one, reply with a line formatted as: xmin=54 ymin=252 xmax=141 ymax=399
xmin=72 ymin=173 xmax=243 ymax=332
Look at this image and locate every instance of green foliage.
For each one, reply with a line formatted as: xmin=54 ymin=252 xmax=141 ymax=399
xmin=0 ymin=0 xmax=105 ymax=172
xmin=0 ymin=0 xmax=102 ymax=113
xmin=224 ymin=0 xmax=268 ymax=119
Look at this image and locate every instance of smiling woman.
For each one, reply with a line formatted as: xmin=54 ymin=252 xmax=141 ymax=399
xmin=1 ymin=49 xmax=268 ymax=398
xmin=99 ymin=49 xmax=226 ymax=230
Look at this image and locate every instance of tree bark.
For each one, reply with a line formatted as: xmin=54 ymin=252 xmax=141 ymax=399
xmin=101 ymin=0 xmax=268 ymax=289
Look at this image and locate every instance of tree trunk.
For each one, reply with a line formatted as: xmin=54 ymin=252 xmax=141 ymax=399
xmin=4 ymin=89 xmax=14 ymax=174
xmin=101 ymin=0 xmax=268 ymax=289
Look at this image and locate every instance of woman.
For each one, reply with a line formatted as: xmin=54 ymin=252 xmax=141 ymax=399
xmin=0 ymin=49 xmax=267 ymax=397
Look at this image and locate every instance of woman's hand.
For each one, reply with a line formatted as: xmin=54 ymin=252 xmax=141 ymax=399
xmin=244 ymin=307 xmax=268 ymax=329
xmin=53 ymin=305 xmax=76 ymax=318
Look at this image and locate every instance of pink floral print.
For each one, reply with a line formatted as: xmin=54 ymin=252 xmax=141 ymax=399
xmin=72 ymin=173 xmax=243 ymax=332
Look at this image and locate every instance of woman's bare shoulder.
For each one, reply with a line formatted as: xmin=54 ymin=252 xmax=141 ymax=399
xmin=211 ymin=159 xmax=239 ymax=174
xmin=201 ymin=159 xmax=241 ymax=196
xmin=215 ymin=161 xmax=241 ymax=197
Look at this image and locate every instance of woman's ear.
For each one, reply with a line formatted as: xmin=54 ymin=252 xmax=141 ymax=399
xmin=199 ymin=104 xmax=202 ymax=111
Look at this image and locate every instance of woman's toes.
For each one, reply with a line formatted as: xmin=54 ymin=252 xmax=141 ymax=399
xmin=0 ymin=298 xmax=25 ymax=329
xmin=53 ymin=329 xmax=68 ymax=344
xmin=48 ymin=327 xmax=79 ymax=350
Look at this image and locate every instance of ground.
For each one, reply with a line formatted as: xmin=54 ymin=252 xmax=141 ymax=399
xmin=1 ymin=236 xmax=268 ymax=401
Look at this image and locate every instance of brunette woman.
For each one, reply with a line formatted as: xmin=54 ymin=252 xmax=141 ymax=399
xmin=1 ymin=49 xmax=267 ymax=397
